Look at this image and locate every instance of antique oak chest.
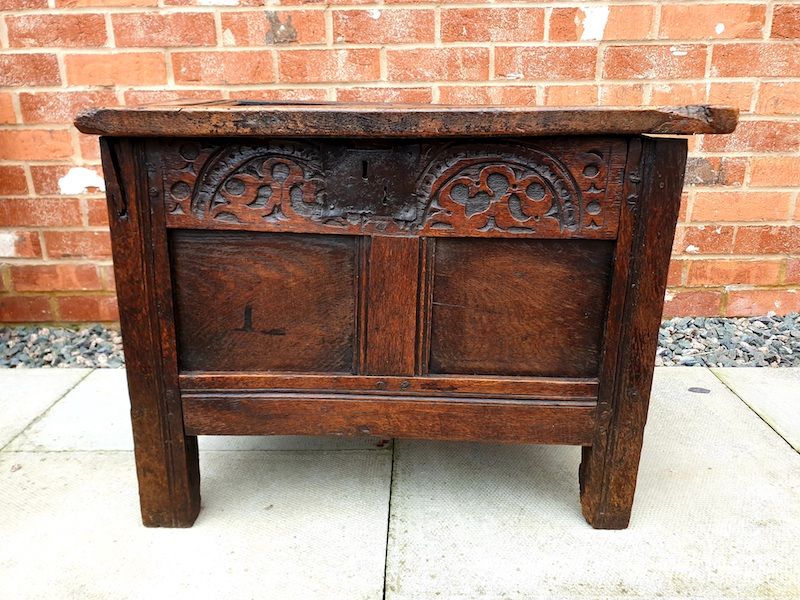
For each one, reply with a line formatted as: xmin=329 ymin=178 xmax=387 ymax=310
xmin=76 ymin=102 xmax=737 ymax=529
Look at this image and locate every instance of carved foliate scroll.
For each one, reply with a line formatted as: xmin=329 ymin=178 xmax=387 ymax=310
xmin=159 ymin=138 xmax=625 ymax=239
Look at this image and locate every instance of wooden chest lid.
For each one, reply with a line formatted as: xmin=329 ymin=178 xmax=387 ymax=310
xmin=74 ymin=100 xmax=738 ymax=138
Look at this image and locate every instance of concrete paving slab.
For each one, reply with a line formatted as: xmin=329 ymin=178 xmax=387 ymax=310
xmin=8 ymin=368 xmax=388 ymax=452
xmin=0 ymin=368 xmax=90 ymax=448
xmin=713 ymin=367 xmax=800 ymax=452
xmin=0 ymin=449 xmax=391 ymax=600
xmin=385 ymin=367 xmax=800 ymax=600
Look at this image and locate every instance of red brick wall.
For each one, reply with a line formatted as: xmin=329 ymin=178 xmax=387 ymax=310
xmin=1 ymin=1 xmax=799 ymax=322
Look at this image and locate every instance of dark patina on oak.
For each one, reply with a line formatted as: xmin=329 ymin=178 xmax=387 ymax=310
xmin=77 ymin=103 xmax=737 ymax=529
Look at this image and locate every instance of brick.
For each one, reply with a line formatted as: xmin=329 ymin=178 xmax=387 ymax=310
xmin=66 ymin=53 xmax=167 ymax=86
xmin=229 ymin=89 xmax=329 ymax=102
xmin=441 ymin=8 xmax=543 ymax=42
xmin=603 ymin=45 xmax=706 ymax=79
xmin=650 ymin=83 xmax=706 ymax=106
xmin=495 ymin=47 xmax=596 ymax=81
xmin=544 ymin=85 xmax=597 ymax=106
xmin=19 ymin=91 xmax=118 ymax=125
xmin=57 ymin=295 xmax=119 ymax=322
xmin=678 ymin=191 xmax=689 ymax=222
xmin=0 ymin=94 xmax=16 ymax=125
xmin=0 ymin=296 xmax=53 ymax=323
xmin=677 ymin=225 xmax=736 ymax=254
xmin=280 ymin=49 xmax=381 ymax=83
xmin=550 ymin=5 xmax=653 ymax=41
xmin=437 ymin=86 xmax=537 ymax=106
xmin=7 ymin=14 xmax=107 ymax=48
xmin=31 ymin=165 xmax=72 ymax=195
xmin=733 ymin=226 xmax=800 ymax=254
xmin=598 ymin=84 xmax=645 ymax=106
xmin=123 ymin=89 xmax=225 ymax=105
xmin=86 ymin=198 xmax=109 ymax=226
xmin=659 ymin=4 xmax=765 ymax=39
xmin=687 ymin=259 xmax=782 ymax=286
xmin=700 ymin=120 xmax=800 ymax=153
xmin=0 ymin=54 xmax=60 ymax=87
xmin=78 ymin=134 xmax=101 ymax=162
xmin=757 ymin=82 xmax=800 ymax=115
xmin=708 ymin=82 xmax=754 ymax=112
xmin=112 ymin=13 xmax=216 ymax=47
xmin=0 ymin=166 xmax=28 ymax=196
xmin=100 ymin=264 xmax=116 ymax=291
xmin=726 ymin=290 xmax=800 ymax=316
xmin=666 ymin=260 xmax=686 ymax=287
xmin=1 ymin=0 xmax=48 ymax=8
xmin=787 ymin=259 xmax=800 ymax=284
xmin=44 ymin=231 xmax=112 ymax=259
xmin=0 ymin=130 xmax=73 ymax=161
xmin=0 ymin=198 xmax=82 ymax=227
xmin=749 ymin=156 xmax=800 ymax=187
xmin=691 ymin=192 xmax=792 ymax=222
xmin=174 ymin=51 xmax=277 ymax=84
xmin=712 ymin=44 xmax=800 ymax=77
xmin=164 ymin=0 xmax=261 ymax=5
xmin=684 ymin=156 xmax=746 ymax=187
xmin=334 ymin=9 xmax=434 ymax=44
xmin=222 ymin=10 xmax=326 ymax=46
xmin=388 ymin=48 xmax=489 ymax=82
xmin=662 ymin=290 xmax=723 ymax=317
xmin=772 ymin=4 xmax=800 ymax=39
xmin=0 ymin=231 xmax=42 ymax=258
xmin=337 ymin=87 xmax=432 ymax=103
xmin=56 ymin=0 xmax=156 ymax=5
xmin=11 ymin=264 xmax=102 ymax=292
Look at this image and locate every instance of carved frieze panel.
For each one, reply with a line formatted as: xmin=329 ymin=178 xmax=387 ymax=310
xmin=158 ymin=138 xmax=626 ymax=239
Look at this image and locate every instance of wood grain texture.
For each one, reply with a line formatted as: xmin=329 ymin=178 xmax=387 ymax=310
xmin=171 ymin=230 xmax=358 ymax=373
xmin=182 ymin=391 xmax=597 ymax=445
xmin=579 ymin=137 xmax=688 ymax=529
xmin=101 ymin=137 xmax=200 ymax=527
xmin=179 ymin=372 xmax=599 ymax=400
xmin=76 ymin=102 xmax=738 ymax=137
xmin=428 ymin=238 xmax=614 ymax=378
xmin=159 ymin=138 xmax=626 ymax=240
xmin=363 ymin=236 xmax=420 ymax=375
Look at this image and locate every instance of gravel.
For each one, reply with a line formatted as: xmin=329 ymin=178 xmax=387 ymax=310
xmin=2 ymin=313 xmax=799 ymax=368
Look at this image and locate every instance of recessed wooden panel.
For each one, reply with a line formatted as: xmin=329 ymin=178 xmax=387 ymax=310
xmin=429 ymin=238 xmax=614 ymax=378
xmin=171 ymin=230 xmax=357 ymax=372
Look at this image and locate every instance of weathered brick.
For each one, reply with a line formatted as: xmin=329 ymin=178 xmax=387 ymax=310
xmin=772 ymin=4 xmax=800 ymax=39
xmin=550 ymin=5 xmax=653 ymax=41
xmin=684 ymin=156 xmax=746 ymax=187
xmin=0 ymin=130 xmax=74 ymax=161
xmin=687 ymin=259 xmax=782 ymax=286
xmin=86 ymin=198 xmax=109 ymax=226
xmin=700 ymin=120 xmax=800 ymax=153
xmin=174 ymin=51 xmax=277 ymax=84
xmin=0 ymin=198 xmax=82 ymax=227
xmin=787 ymin=259 xmax=800 ymax=284
xmin=726 ymin=290 xmax=800 ymax=316
xmin=677 ymin=225 xmax=736 ymax=255
xmin=19 ymin=91 xmax=118 ymax=124
xmin=598 ymin=84 xmax=645 ymax=106
xmin=337 ymin=87 xmax=432 ymax=103
xmin=7 ymin=14 xmax=107 ymax=48
xmin=112 ymin=13 xmax=216 ymax=47
xmin=666 ymin=259 xmax=686 ymax=287
xmin=749 ymin=156 xmax=800 ymax=187
xmin=334 ymin=9 xmax=434 ymax=44
xmin=229 ymin=89 xmax=329 ymax=102
xmin=691 ymin=192 xmax=792 ymax=222
xmin=0 ymin=93 xmax=17 ymax=125
xmin=733 ymin=226 xmax=800 ymax=254
xmin=0 ymin=54 xmax=60 ymax=86
xmin=659 ymin=4 xmax=765 ymax=39
xmin=0 ymin=231 xmax=42 ymax=258
xmin=757 ymin=82 xmax=800 ymax=115
xmin=123 ymin=89 xmax=225 ymax=105
xmin=663 ymin=290 xmax=724 ymax=317
xmin=388 ymin=48 xmax=489 ymax=81
xmin=650 ymin=83 xmax=706 ymax=105
xmin=441 ymin=8 xmax=543 ymax=42
xmin=543 ymin=85 xmax=597 ymax=106
xmin=0 ymin=296 xmax=53 ymax=323
xmin=56 ymin=0 xmax=156 ymax=6
xmin=708 ymin=82 xmax=754 ymax=112
xmin=57 ymin=295 xmax=119 ymax=321
xmin=280 ymin=49 xmax=381 ymax=83
xmin=66 ymin=53 xmax=167 ymax=86
xmin=712 ymin=44 xmax=800 ymax=77
xmin=495 ymin=46 xmax=596 ymax=80
xmin=438 ymin=86 xmax=537 ymax=105
xmin=44 ymin=231 xmax=112 ymax=258
xmin=0 ymin=166 xmax=28 ymax=196
xmin=11 ymin=264 xmax=102 ymax=292
xmin=222 ymin=10 xmax=326 ymax=46
xmin=603 ymin=45 xmax=706 ymax=79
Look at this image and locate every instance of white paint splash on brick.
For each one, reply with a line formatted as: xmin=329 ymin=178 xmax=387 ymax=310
xmin=670 ymin=46 xmax=688 ymax=57
xmin=685 ymin=244 xmax=700 ymax=254
xmin=222 ymin=28 xmax=236 ymax=46
xmin=0 ymin=232 xmax=17 ymax=258
xmin=578 ymin=6 xmax=609 ymax=41
xmin=368 ymin=9 xmax=381 ymax=19
xmin=715 ymin=23 xmax=725 ymax=35
xmin=664 ymin=291 xmax=675 ymax=302
xmin=58 ymin=167 xmax=105 ymax=195
xmin=505 ymin=72 xmax=523 ymax=80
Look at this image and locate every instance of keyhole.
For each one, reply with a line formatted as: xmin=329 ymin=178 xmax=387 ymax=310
xmin=361 ymin=160 xmax=368 ymax=181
